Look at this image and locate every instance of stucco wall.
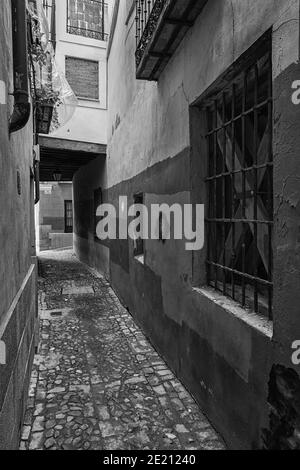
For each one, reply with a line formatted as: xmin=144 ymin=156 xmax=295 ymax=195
xmin=73 ymin=156 xmax=109 ymax=278
xmin=74 ymin=0 xmax=300 ymax=449
xmin=48 ymin=0 xmax=111 ymax=145
xmin=107 ymin=0 xmax=299 ymax=187
xmin=0 ymin=0 xmax=37 ymax=449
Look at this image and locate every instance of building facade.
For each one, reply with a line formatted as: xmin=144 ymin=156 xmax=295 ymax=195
xmin=37 ymin=182 xmax=73 ymax=252
xmin=73 ymin=0 xmax=300 ymax=449
xmin=48 ymin=0 xmax=110 ymax=145
xmin=39 ymin=0 xmax=111 ymax=243
xmin=0 ymin=0 xmax=37 ymax=450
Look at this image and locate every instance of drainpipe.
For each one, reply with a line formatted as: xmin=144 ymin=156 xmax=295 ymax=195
xmin=34 ymin=160 xmax=40 ymax=204
xmin=33 ymin=141 xmax=40 ymax=204
xmin=9 ymin=0 xmax=31 ymax=134
xmin=51 ymin=0 xmax=57 ymax=52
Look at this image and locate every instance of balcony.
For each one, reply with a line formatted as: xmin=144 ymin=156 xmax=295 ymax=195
xmin=135 ymin=0 xmax=208 ymax=81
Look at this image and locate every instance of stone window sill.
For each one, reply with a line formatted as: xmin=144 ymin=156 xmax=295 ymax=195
xmin=192 ymin=286 xmax=273 ymax=339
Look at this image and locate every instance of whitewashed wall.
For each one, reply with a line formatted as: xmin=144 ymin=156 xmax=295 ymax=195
xmin=49 ymin=0 xmax=113 ymax=144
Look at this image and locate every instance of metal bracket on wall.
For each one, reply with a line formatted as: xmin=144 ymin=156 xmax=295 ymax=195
xmin=33 ymin=144 xmax=40 ymax=162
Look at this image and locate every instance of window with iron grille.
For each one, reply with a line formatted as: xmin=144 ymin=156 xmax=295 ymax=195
xmin=67 ymin=0 xmax=108 ymax=41
xmin=64 ymin=200 xmax=73 ymax=233
xmin=205 ymin=36 xmax=273 ymax=319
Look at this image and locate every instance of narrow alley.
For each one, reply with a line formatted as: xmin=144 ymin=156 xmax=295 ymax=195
xmin=1 ymin=0 xmax=300 ymax=454
xmin=20 ymin=250 xmax=225 ymax=451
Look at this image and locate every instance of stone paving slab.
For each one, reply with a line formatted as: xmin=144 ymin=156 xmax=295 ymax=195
xmin=62 ymin=281 xmax=94 ymax=295
xmin=19 ymin=250 xmax=225 ymax=451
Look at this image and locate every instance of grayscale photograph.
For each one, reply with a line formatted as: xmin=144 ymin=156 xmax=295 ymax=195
xmin=0 ymin=0 xmax=300 ymax=457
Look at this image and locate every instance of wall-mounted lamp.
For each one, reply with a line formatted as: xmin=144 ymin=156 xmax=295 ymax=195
xmin=53 ymin=170 xmax=62 ymax=182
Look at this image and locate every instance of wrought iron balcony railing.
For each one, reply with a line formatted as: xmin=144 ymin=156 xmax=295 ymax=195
xmin=135 ymin=0 xmax=208 ymax=81
xmin=135 ymin=0 xmax=164 ymax=47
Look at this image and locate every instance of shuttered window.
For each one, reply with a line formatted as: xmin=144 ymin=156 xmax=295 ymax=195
xmin=65 ymin=56 xmax=99 ymax=101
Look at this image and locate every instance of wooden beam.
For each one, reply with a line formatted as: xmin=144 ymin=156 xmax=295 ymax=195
xmin=39 ymin=136 xmax=107 ymax=155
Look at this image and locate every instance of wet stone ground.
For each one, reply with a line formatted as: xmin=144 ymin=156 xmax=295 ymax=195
xmin=20 ymin=250 xmax=225 ymax=451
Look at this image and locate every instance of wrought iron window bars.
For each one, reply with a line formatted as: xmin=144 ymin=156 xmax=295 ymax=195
xmin=205 ymin=45 xmax=273 ymax=320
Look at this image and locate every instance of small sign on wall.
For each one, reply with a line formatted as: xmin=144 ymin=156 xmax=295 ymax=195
xmin=0 ymin=340 xmax=6 ymax=365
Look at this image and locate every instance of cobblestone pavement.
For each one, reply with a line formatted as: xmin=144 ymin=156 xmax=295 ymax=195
xmin=20 ymin=250 xmax=225 ymax=451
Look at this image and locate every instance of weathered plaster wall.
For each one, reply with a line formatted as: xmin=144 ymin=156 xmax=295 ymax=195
xmin=273 ymin=35 xmax=300 ymax=365
xmin=105 ymin=154 xmax=273 ymax=449
xmin=0 ymin=0 xmax=37 ymax=449
xmin=107 ymin=0 xmax=299 ymax=188
xmin=74 ymin=0 xmax=300 ymax=449
xmin=73 ymin=156 xmax=109 ymax=278
xmin=47 ymin=0 xmax=112 ymax=145
xmin=261 ymin=13 xmax=300 ymax=449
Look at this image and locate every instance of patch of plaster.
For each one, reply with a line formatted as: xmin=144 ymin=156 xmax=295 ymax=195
xmin=262 ymin=365 xmax=300 ymax=450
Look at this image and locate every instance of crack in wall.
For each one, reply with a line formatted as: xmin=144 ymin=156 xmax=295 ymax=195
xmin=229 ymin=0 xmax=235 ymax=61
xmin=262 ymin=365 xmax=300 ymax=450
xmin=275 ymin=176 xmax=300 ymax=216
